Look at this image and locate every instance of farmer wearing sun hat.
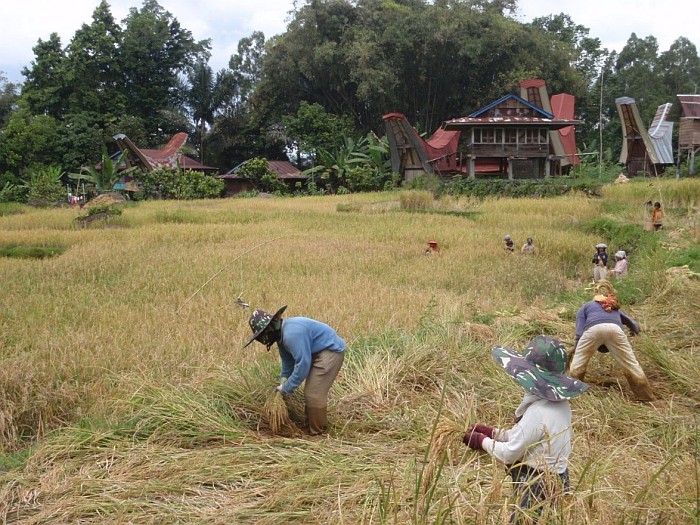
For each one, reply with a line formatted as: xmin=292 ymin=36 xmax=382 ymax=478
xmin=592 ymin=243 xmax=609 ymax=283
xmin=569 ymin=280 xmax=654 ymax=401
xmin=424 ymin=239 xmax=440 ymax=255
xmin=244 ymin=306 xmax=345 ymax=435
xmin=463 ymin=335 xmax=588 ymax=524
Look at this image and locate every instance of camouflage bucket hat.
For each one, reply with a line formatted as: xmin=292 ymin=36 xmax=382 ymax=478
xmin=491 ymin=335 xmax=588 ymax=401
xmin=243 ymin=305 xmax=287 ymax=348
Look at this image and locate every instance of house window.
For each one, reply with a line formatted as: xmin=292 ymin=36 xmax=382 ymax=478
xmin=474 ymin=128 xmax=503 ymax=144
xmin=505 ymin=129 xmax=517 ymax=143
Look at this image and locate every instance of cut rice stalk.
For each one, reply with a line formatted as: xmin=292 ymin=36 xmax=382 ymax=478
xmin=263 ymin=389 xmax=294 ymax=434
xmin=422 ymin=419 xmax=466 ymax=492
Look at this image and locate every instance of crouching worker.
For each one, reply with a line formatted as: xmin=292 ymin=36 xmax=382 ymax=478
xmin=463 ymin=335 xmax=588 ymax=524
xmin=570 ymin=280 xmax=654 ymax=401
xmin=244 ymin=306 xmax=345 ymax=435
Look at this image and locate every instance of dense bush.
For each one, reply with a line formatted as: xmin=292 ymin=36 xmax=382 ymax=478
xmin=0 ymin=172 xmax=29 ymax=203
xmin=442 ymin=176 xmax=604 ymax=199
xmin=26 ymin=166 xmax=66 ymax=206
xmin=135 ymin=168 xmax=224 ymax=200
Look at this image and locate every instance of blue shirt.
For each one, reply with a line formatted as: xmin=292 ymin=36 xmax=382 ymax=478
xmin=277 ymin=317 xmax=345 ymax=393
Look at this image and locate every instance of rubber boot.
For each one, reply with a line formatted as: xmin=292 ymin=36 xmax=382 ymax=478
xmin=306 ymin=405 xmax=328 ymax=436
xmin=624 ymin=373 xmax=655 ymax=402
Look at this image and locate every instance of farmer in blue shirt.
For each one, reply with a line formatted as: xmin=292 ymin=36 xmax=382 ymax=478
xmin=244 ymin=306 xmax=345 ymax=435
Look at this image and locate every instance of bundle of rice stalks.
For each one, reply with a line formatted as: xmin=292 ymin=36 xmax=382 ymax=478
xmin=422 ymin=418 xmax=466 ymax=493
xmin=262 ymin=389 xmax=298 ymax=435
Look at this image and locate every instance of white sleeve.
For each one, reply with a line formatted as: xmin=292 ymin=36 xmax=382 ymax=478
xmin=483 ymin=409 xmax=544 ymax=465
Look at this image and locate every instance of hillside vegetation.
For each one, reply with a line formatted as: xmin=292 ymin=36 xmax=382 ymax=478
xmin=0 ymin=179 xmax=698 ymax=524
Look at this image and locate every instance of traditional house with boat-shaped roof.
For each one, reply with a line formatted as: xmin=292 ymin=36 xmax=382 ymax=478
xmin=615 ymin=97 xmax=674 ymax=176
xmin=443 ymin=92 xmax=579 ymax=179
xmin=678 ymin=94 xmax=700 ymax=175
xmin=112 ymin=132 xmax=219 ymax=174
xmin=383 ymin=83 xmax=580 ymax=182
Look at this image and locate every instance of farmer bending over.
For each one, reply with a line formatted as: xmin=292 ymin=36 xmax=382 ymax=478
xmin=569 ymin=280 xmax=654 ymax=401
xmin=244 ymin=306 xmax=345 ymax=435
xmin=464 ymin=336 xmax=588 ymax=524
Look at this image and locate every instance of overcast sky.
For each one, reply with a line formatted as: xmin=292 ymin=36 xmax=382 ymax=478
xmin=1 ymin=0 xmax=698 ymax=85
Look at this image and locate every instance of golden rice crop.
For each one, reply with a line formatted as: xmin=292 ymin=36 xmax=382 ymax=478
xmin=0 ymin=184 xmax=698 ymax=524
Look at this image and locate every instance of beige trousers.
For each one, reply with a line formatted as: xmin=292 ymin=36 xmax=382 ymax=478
xmin=593 ymin=265 xmax=608 ymax=283
xmin=569 ymin=323 xmax=654 ymax=401
xmin=304 ymin=350 xmax=345 ymax=435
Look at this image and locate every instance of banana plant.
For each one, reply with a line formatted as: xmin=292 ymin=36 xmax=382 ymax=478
xmin=69 ymin=148 xmax=137 ymax=193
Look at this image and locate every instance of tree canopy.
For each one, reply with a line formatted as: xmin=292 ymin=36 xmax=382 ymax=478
xmin=1 ymin=0 xmax=699 ymax=184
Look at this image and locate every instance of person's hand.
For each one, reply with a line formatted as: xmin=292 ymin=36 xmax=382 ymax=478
xmin=463 ymin=430 xmax=487 ymax=451
xmin=467 ymin=423 xmax=495 ymax=439
xmin=275 ymin=385 xmax=288 ymax=397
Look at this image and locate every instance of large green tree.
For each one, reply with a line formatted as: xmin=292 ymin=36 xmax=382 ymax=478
xmin=64 ymin=0 xmax=125 ymax=121
xmin=21 ymin=33 xmax=68 ymax=119
xmin=119 ymin=0 xmax=209 ymax=142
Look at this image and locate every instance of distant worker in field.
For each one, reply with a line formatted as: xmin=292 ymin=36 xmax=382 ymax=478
xmin=569 ymin=280 xmax=654 ymax=401
xmin=463 ymin=335 xmax=588 ymax=524
xmin=504 ymin=234 xmax=515 ymax=253
xmin=651 ymin=202 xmax=664 ymax=231
xmin=424 ymin=240 xmax=440 ymax=255
xmin=521 ymin=237 xmax=535 ymax=255
xmin=609 ymin=251 xmax=628 ymax=278
xmin=244 ymin=306 xmax=346 ymax=435
xmin=592 ymin=243 xmax=609 ymax=283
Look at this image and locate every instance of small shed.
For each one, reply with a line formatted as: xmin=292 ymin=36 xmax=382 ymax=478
xmin=218 ymin=160 xmax=308 ymax=196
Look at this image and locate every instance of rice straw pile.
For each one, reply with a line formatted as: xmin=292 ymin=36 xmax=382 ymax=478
xmin=422 ymin=418 xmax=466 ymax=493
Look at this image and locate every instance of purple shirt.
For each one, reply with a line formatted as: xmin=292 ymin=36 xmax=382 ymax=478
xmin=575 ymin=301 xmax=639 ymax=338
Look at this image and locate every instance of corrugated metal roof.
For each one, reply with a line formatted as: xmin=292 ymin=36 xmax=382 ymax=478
xmin=648 ymin=103 xmax=674 ymax=164
xmin=615 ymin=97 xmax=660 ymax=165
xmin=678 ymin=94 xmax=700 ymax=119
xmin=221 ymin=160 xmax=307 ymax=180
xmin=444 ymin=116 xmax=578 ymax=129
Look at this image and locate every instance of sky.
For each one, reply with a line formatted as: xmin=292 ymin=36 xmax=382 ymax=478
xmin=1 ymin=0 xmax=699 ymax=85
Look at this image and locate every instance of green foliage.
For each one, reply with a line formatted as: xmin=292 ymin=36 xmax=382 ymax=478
xmin=577 ymin=217 xmax=659 ymax=257
xmin=26 ymin=166 xmax=65 ymax=206
xmin=666 ymin=245 xmax=700 ymax=273
xmin=282 ymin=102 xmax=354 ymax=161
xmin=0 ymin=244 xmax=66 ymax=259
xmin=0 ymin=446 xmax=32 ymax=473
xmin=0 ymin=202 xmax=25 ymax=216
xmin=0 ymin=172 xmax=29 ymax=203
xmin=442 ymin=177 xmax=604 ymax=199
xmin=86 ymin=204 xmax=123 ymax=217
xmin=135 ymin=168 xmax=224 ymax=200
xmin=0 ymin=107 xmax=60 ymax=174
xmin=69 ymin=149 xmax=135 ymax=193
xmin=237 ymin=157 xmax=288 ymax=194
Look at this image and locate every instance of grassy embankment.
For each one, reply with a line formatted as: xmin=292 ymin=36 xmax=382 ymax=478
xmin=0 ymin=178 xmax=698 ymax=524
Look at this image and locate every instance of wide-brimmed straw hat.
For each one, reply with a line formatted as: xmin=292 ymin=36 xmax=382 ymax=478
xmin=243 ymin=305 xmax=287 ymax=348
xmin=492 ymin=335 xmax=588 ymax=401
